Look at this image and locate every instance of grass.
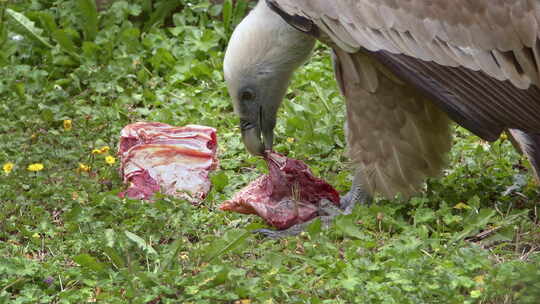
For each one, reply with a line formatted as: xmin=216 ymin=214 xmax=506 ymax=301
xmin=0 ymin=1 xmax=539 ymax=303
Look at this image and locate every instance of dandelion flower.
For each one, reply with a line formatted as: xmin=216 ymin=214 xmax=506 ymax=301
xmin=27 ymin=163 xmax=44 ymax=172
xmin=105 ymin=156 xmax=116 ymax=165
xmin=287 ymin=137 xmax=295 ymax=143
xmin=92 ymin=146 xmax=110 ymax=154
xmin=3 ymin=162 xmax=14 ymax=174
xmin=453 ymin=202 xmax=471 ymax=210
xmin=474 ymin=275 xmax=485 ymax=284
xmin=78 ymin=163 xmax=91 ymax=172
xmin=63 ymin=119 xmax=72 ymax=131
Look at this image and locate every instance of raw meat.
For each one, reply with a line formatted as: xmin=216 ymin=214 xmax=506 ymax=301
xmin=118 ymin=122 xmax=218 ymax=201
xmin=220 ymin=152 xmax=340 ymax=229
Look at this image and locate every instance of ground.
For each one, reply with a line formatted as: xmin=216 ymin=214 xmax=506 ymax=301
xmin=0 ymin=1 xmax=539 ymax=303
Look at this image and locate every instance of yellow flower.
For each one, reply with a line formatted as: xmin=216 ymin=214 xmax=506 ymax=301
xmin=63 ymin=119 xmax=72 ymax=131
xmin=105 ymin=156 xmax=116 ymax=165
xmin=27 ymin=163 xmax=44 ymax=172
xmin=3 ymin=162 xmax=14 ymax=174
xmin=92 ymin=146 xmax=110 ymax=155
xmin=287 ymin=137 xmax=295 ymax=143
xmin=78 ymin=163 xmax=91 ymax=172
xmin=500 ymin=133 xmax=508 ymax=141
xmin=453 ymin=202 xmax=471 ymax=210
xmin=234 ymin=300 xmax=251 ymax=304
xmin=470 ymin=290 xmax=482 ymax=298
xmin=474 ymin=275 xmax=485 ymax=284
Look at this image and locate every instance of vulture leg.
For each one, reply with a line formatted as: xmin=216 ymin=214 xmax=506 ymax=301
xmin=334 ymin=48 xmax=453 ymax=199
xmin=340 ymin=167 xmax=372 ymax=212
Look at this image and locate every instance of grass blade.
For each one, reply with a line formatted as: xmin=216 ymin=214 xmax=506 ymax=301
xmin=222 ymin=0 xmax=232 ymax=33
xmin=232 ymin=0 xmax=248 ymax=27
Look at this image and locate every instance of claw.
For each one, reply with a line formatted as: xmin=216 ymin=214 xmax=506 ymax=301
xmin=340 ymin=188 xmax=372 ymax=214
xmin=252 ymin=228 xmax=286 ymax=239
xmin=339 ymin=191 xmax=355 ymax=210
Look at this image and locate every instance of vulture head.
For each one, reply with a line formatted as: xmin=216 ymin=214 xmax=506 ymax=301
xmin=223 ymin=1 xmax=315 ymax=155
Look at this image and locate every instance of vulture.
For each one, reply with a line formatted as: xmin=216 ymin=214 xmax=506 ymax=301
xmin=223 ymin=0 xmax=540 ymax=230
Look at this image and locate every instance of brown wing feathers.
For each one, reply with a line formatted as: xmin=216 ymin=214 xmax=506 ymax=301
xmin=269 ymin=0 xmax=540 ymax=135
xmin=268 ymin=0 xmax=540 ymax=187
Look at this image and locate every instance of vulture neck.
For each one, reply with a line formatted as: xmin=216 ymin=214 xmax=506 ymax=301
xmin=224 ymin=1 xmax=315 ymax=83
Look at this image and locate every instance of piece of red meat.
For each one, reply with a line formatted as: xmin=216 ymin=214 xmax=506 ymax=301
xmin=220 ymin=152 xmax=340 ymax=229
xmin=118 ymin=122 xmax=218 ymax=202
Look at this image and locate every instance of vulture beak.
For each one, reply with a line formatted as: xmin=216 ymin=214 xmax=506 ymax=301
xmin=240 ymin=105 xmax=275 ymax=156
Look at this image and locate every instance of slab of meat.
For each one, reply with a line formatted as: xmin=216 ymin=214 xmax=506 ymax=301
xmin=118 ymin=122 xmax=218 ymax=202
xmin=220 ymin=152 xmax=340 ymax=230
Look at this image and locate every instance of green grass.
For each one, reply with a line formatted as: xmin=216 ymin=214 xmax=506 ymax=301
xmin=1 ymin=1 xmax=539 ymax=303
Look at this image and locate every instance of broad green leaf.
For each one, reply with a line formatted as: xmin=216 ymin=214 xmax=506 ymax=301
xmin=73 ymin=254 xmax=106 ymax=272
xmin=414 ymin=208 xmax=436 ymax=224
xmin=335 ymin=214 xmax=366 ymax=240
xmin=6 ymin=8 xmax=52 ymax=48
xmin=144 ymin=1 xmax=181 ymax=32
xmin=210 ymin=171 xmax=229 ymax=192
xmin=341 ymin=276 xmax=361 ymax=291
xmin=203 ymin=229 xmax=250 ymax=262
xmin=36 ymin=12 xmax=57 ymax=35
xmin=12 ymin=82 xmax=25 ymax=99
xmin=52 ymin=29 xmax=78 ymax=54
xmin=306 ymin=217 xmax=322 ymax=236
xmin=452 ymin=208 xmax=496 ymax=243
xmin=77 ymin=0 xmax=98 ymax=41
xmin=102 ymin=247 xmax=125 ymax=269
xmin=125 ymin=230 xmax=157 ymax=255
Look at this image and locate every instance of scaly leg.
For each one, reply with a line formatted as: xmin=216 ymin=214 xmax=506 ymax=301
xmin=339 ymin=167 xmax=372 ymax=213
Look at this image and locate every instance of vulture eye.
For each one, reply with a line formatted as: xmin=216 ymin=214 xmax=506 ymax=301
xmin=240 ymin=89 xmax=256 ymax=101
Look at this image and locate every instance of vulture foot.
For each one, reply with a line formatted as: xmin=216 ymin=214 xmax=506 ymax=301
xmin=340 ymin=168 xmax=372 ymax=212
xmin=340 ymin=187 xmax=372 ymax=213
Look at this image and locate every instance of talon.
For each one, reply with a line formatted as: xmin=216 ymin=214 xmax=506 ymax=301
xmin=252 ymin=228 xmax=281 ymax=239
xmin=340 ymin=188 xmax=372 ymax=214
xmin=340 ymin=192 xmax=354 ymax=210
